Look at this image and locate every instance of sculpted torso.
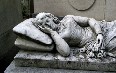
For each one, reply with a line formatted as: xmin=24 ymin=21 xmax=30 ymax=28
xmin=58 ymin=16 xmax=96 ymax=47
xmin=32 ymin=13 xmax=116 ymax=57
xmin=59 ymin=16 xmax=116 ymax=48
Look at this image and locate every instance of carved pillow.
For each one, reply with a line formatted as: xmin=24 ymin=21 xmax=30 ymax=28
xmin=13 ymin=18 xmax=52 ymax=45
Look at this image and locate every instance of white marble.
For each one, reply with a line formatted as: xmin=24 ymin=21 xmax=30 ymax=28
xmin=15 ymin=37 xmax=54 ymax=51
xmin=13 ymin=18 xmax=52 ymax=45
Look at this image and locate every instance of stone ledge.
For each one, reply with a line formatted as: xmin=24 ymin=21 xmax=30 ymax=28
xmin=5 ymin=61 xmax=115 ymax=73
xmin=14 ymin=50 xmax=116 ymax=72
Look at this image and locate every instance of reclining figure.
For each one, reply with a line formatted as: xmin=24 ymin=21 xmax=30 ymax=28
xmin=14 ymin=12 xmax=116 ymax=58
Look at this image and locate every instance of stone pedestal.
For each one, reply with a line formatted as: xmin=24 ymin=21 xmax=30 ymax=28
xmin=5 ymin=48 xmax=116 ymax=73
xmin=5 ymin=61 xmax=115 ymax=73
xmin=14 ymin=50 xmax=116 ymax=72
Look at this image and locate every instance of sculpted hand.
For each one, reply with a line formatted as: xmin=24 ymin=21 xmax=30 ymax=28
xmin=96 ymin=34 xmax=103 ymax=48
xmin=39 ymin=25 xmax=54 ymax=34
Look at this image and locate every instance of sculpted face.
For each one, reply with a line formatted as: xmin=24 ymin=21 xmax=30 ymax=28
xmin=35 ymin=12 xmax=60 ymax=31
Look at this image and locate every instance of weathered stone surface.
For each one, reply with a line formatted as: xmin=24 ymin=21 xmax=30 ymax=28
xmin=5 ymin=61 xmax=115 ymax=73
xmin=105 ymin=0 xmax=116 ymax=21
xmin=34 ymin=0 xmax=116 ymax=21
xmin=34 ymin=0 xmax=105 ymax=20
xmin=14 ymin=49 xmax=116 ymax=72
xmin=13 ymin=18 xmax=52 ymax=45
xmin=68 ymin=0 xmax=95 ymax=11
xmin=15 ymin=37 xmax=54 ymax=51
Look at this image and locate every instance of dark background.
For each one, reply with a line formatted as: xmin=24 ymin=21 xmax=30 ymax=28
xmin=0 ymin=0 xmax=33 ymax=72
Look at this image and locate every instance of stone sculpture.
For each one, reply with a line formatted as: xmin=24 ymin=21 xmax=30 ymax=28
xmin=13 ymin=12 xmax=116 ymax=59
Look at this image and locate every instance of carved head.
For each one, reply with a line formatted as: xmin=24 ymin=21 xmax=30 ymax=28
xmin=35 ymin=12 xmax=60 ymax=31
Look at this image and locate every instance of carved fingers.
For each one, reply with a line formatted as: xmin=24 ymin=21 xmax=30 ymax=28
xmin=96 ymin=34 xmax=103 ymax=48
xmin=38 ymin=25 xmax=53 ymax=34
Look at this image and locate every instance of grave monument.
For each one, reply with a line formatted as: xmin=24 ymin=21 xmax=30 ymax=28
xmin=5 ymin=12 xmax=116 ymax=73
xmin=5 ymin=0 xmax=116 ymax=72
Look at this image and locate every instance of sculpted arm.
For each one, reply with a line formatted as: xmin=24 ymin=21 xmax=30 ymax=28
xmin=71 ymin=15 xmax=102 ymax=34
xmin=66 ymin=15 xmax=102 ymax=34
xmin=50 ymin=30 xmax=70 ymax=56
xmin=88 ymin=18 xmax=103 ymax=47
xmin=72 ymin=15 xmax=103 ymax=47
xmin=88 ymin=18 xmax=102 ymax=35
xmin=72 ymin=15 xmax=102 ymax=34
xmin=40 ymin=27 xmax=70 ymax=57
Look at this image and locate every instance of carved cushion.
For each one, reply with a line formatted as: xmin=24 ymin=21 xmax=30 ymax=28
xmin=13 ymin=18 xmax=52 ymax=45
xmin=15 ymin=37 xmax=54 ymax=51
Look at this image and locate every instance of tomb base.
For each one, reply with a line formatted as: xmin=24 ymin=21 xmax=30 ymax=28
xmin=5 ymin=61 xmax=115 ymax=73
xmin=13 ymin=49 xmax=116 ymax=72
xmin=5 ymin=48 xmax=116 ymax=73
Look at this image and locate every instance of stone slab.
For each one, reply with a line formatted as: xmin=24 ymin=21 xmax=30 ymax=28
xmin=34 ymin=0 xmax=105 ymax=21
xmin=5 ymin=61 xmax=115 ymax=73
xmin=14 ymin=50 xmax=116 ymax=72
